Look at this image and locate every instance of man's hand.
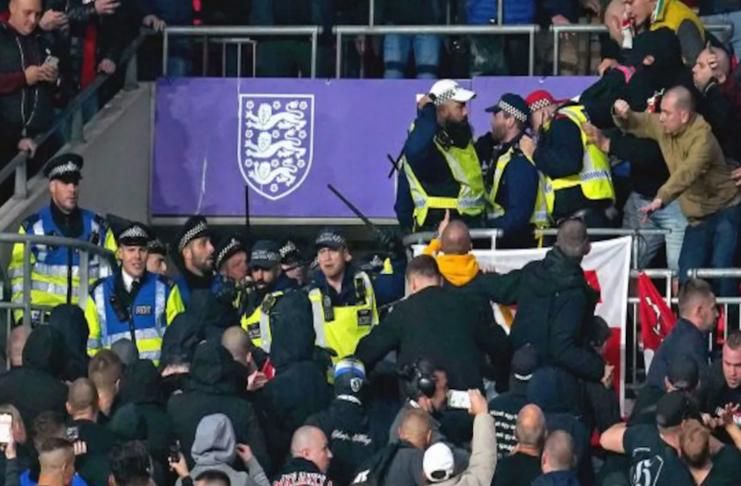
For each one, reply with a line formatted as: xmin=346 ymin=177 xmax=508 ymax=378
xmin=581 ymin=0 xmax=601 ymax=15
xmin=583 ymin=122 xmax=610 ymax=153
xmin=24 ymin=64 xmax=56 ymax=85
xmin=17 ymin=138 xmax=37 ymax=158
xmin=97 ymin=58 xmax=116 ymax=75
xmin=95 ymin=0 xmax=120 ymax=15
xmin=436 ymin=210 xmax=450 ymax=239
xmin=732 ymin=167 xmax=741 ymax=187
xmin=142 ymin=14 xmax=166 ymax=32
xmin=468 ymin=389 xmax=488 ymax=416
xmin=639 ymin=198 xmax=662 ymax=223
xmin=417 ymin=95 xmax=434 ymax=110
xmin=72 ymin=441 xmax=87 ymax=456
xmin=551 ymin=14 xmax=571 ymax=26
xmin=39 ymin=10 xmax=68 ymax=31
xmin=247 ymin=370 xmax=268 ymax=392
xmin=3 ymin=433 xmax=16 ymax=460
xmin=613 ymin=99 xmax=631 ymax=120
xmin=519 ymin=134 xmax=536 ymax=159
xmin=597 ymin=58 xmax=618 ymax=76
xmin=168 ymin=452 xmax=189 ymax=479
xmin=601 ymin=364 xmax=615 ymax=389
xmin=236 ymin=444 xmax=254 ymax=464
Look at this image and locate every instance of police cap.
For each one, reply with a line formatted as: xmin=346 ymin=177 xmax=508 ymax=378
xmin=44 ymin=153 xmax=84 ymax=183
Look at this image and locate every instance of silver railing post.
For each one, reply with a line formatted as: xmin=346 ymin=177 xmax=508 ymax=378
xmin=311 ymin=29 xmax=318 ymax=78
xmin=21 ymin=242 xmax=32 ymax=328
xmin=124 ymin=50 xmax=139 ymax=91
xmin=13 ymin=153 xmax=28 ymax=200
xmin=78 ymin=250 xmax=89 ymax=310
xmin=162 ymin=29 xmax=169 ymax=76
xmin=528 ymin=26 xmax=535 ymax=76
xmin=369 ymin=0 xmax=375 ymax=27
xmin=336 ymin=31 xmax=343 ymax=78
xmin=553 ymin=27 xmax=560 ymax=75
xmin=497 ymin=0 xmax=503 ymax=26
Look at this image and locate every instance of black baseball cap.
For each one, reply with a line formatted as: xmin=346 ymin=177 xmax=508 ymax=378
xmin=656 ymin=391 xmax=690 ymax=428
xmin=667 ymin=358 xmax=699 ymax=392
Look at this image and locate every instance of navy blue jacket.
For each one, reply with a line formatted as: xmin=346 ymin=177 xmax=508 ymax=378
xmin=533 ymin=470 xmax=581 ymax=486
xmin=646 ymin=318 xmax=710 ymax=389
xmin=489 ymin=145 xmax=539 ymax=237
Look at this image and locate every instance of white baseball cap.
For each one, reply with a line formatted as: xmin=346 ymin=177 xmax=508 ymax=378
xmin=429 ymin=79 xmax=476 ymax=105
xmin=423 ymin=443 xmax=455 ymax=483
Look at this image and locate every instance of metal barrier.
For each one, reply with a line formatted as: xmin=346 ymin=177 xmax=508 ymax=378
xmin=333 ymin=24 xmax=540 ymax=77
xmin=0 ymin=31 xmax=150 ymax=203
xmin=0 ymin=233 xmax=116 ymax=340
xmin=551 ymin=23 xmax=734 ymax=75
xmin=162 ymin=26 xmax=322 ymax=78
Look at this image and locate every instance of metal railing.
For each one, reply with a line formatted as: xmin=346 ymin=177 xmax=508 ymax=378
xmin=551 ymin=23 xmax=735 ymax=75
xmin=1 ymin=31 xmax=150 ymax=203
xmin=162 ymin=26 xmax=322 ymax=78
xmin=0 ymin=234 xmax=116 ymax=334
xmin=333 ymin=24 xmax=540 ymax=77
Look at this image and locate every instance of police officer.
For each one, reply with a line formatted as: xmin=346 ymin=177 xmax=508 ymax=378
xmin=280 ymin=240 xmax=309 ymax=287
xmin=308 ymin=229 xmax=379 ymax=363
xmin=396 ymin=79 xmax=486 ymax=232
xmin=9 ymin=153 xmax=117 ymax=324
xmin=173 ymin=216 xmax=214 ymax=307
xmin=85 ymin=223 xmax=185 ymax=362
xmin=240 ymin=240 xmax=298 ymax=351
xmin=145 ymin=238 xmax=168 ymax=276
xmin=519 ymin=90 xmax=615 ymax=227
xmin=479 ymin=93 xmax=549 ymax=248
xmin=214 ymin=235 xmax=249 ymax=283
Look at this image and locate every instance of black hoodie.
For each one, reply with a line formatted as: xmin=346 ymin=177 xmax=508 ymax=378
xmin=258 ymin=291 xmax=332 ymax=466
xmin=272 ymin=457 xmax=332 ymax=486
xmin=0 ymin=326 xmax=68 ymax=432
xmin=49 ymin=304 xmax=90 ymax=381
xmin=509 ymin=248 xmax=605 ymax=382
xmin=167 ymin=341 xmax=272 ymax=473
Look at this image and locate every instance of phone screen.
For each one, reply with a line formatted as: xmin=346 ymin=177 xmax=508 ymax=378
xmin=169 ymin=440 xmax=180 ymax=462
xmin=446 ymin=390 xmax=471 ymax=410
xmin=0 ymin=414 xmax=13 ymax=444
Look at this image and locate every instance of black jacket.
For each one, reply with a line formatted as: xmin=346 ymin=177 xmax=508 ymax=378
xmin=167 ymin=341 xmax=271 ymax=473
xmin=509 ymin=248 xmax=604 ymax=382
xmin=257 ymin=291 xmax=331 ymax=466
xmin=0 ymin=326 xmax=68 ymax=432
xmin=306 ymin=398 xmax=380 ymax=486
xmin=49 ymin=304 xmax=89 ymax=381
xmin=646 ymin=319 xmax=709 ymax=390
xmin=73 ymin=419 xmax=117 ymax=486
xmin=356 ymin=285 xmax=510 ymax=391
xmin=272 ymin=457 xmax=331 ymax=486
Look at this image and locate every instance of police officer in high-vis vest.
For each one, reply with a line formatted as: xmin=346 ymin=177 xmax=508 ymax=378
xmin=174 ymin=216 xmax=215 ymax=308
xmin=519 ymin=90 xmax=615 ymax=227
xmin=396 ymin=79 xmax=486 ymax=232
xmin=477 ymin=93 xmax=549 ymax=248
xmin=308 ymin=229 xmax=379 ymax=363
xmin=9 ymin=153 xmax=117 ymax=324
xmin=85 ymin=223 xmax=185 ymax=361
xmin=240 ymin=240 xmax=298 ymax=351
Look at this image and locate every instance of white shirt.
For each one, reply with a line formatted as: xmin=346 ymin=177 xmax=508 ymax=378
xmin=121 ymin=270 xmax=140 ymax=293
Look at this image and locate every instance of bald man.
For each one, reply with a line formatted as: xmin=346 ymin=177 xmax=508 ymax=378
xmin=386 ymin=409 xmax=432 ymax=486
xmin=534 ymin=430 xmax=578 ymax=486
xmin=221 ymin=326 xmax=254 ymax=368
xmin=614 ymin=89 xmax=741 ymax=299
xmin=273 ymin=426 xmax=332 ymax=485
xmin=493 ymin=404 xmax=546 ymax=486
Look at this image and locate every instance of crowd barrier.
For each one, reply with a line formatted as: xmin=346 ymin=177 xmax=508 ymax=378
xmin=404 ymin=228 xmax=741 ymax=396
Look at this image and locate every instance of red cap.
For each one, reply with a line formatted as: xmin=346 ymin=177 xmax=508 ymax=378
xmin=525 ymin=90 xmax=560 ymax=112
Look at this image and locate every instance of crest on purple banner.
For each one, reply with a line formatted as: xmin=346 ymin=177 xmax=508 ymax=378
xmin=238 ymin=94 xmax=314 ymax=201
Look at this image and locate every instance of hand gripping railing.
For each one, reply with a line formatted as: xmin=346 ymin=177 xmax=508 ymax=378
xmin=333 ymin=24 xmax=540 ymax=77
xmin=551 ymin=23 xmax=734 ymax=75
xmin=162 ymin=26 xmax=323 ymax=78
xmin=0 ymin=233 xmax=117 ymax=332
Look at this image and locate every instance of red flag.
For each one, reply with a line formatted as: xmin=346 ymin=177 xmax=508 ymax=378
xmin=637 ymin=272 xmax=677 ymax=351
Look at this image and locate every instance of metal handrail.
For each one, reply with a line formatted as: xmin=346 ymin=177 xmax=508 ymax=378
xmin=551 ymin=22 xmax=734 ymax=75
xmin=333 ymin=24 xmax=540 ymax=77
xmin=0 ymin=30 xmax=151 ymax=202
xmin=162 ymin=26 xmax=322 ymax=78
xmin=0 ymin=233 xmax=117 ymax=330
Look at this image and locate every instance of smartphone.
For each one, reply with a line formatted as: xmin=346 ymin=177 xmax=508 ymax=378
xmin=0 ymin=414 xmax=12 ymax=445
xmin=447 ymin=390 xmax=471 ymax=410
xmin=65 ymin=426 xmax=79 ymax=441
xmin=169 ymin=440 xmax=181 ymax=463
xmin=44 ymin=56 xmax=59 ymax=69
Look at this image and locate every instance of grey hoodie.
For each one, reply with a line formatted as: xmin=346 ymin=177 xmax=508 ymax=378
xmin=175 ymin=414 xmax=270 ymax=486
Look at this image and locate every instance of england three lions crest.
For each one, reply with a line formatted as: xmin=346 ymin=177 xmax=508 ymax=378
xmin=238 ymin=94 xmax=314 ymax=201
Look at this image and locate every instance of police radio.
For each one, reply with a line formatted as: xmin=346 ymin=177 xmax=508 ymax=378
xmin=109 ymin=295 xmax=131 ymax=323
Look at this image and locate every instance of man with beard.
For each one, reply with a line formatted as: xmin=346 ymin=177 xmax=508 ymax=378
xmin=395 ymin=79 xmax=485 ymax=232
xmin=241 ymin=240 xmax=298 ymax=352
xmin=519 ymin=90 xmax=615 ymax=227
xmin=174 ymin=216 xmax=215 ymax=307
xmin=476 ymin=93 xmax=547 ymax=248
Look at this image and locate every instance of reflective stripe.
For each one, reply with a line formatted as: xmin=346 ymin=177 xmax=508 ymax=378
xmin=12 ymin=280 xmax=79 ymax=298
xmin=154 ymin=280 xmax=166 ymax=334
xmin=139 ymin=350 xmax=161 ymax=361
xmin=259 ymin=312 xmax=271 ymax=352
xmin=87 ymin=338 xmax=101 ymax=350
xmin=102 ymin=328 xmax=163 ymax=347
xmin=309 ymin=289 xmax=328 ymax=348
xmin=95 ymin=285 xmax=108 ymax=344
xmin=30 ymin=220 xmax=47 ymax=261
xmin=8 ymin=262 xmax=102 ymax=280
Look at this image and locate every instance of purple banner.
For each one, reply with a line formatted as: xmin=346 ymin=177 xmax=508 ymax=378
xmin=152 ymin=77 xmax=597 ymax=220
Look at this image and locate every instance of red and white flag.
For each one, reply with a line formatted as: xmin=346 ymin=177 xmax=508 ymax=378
xmin=637 ymin=272 xmax=676 ymax=370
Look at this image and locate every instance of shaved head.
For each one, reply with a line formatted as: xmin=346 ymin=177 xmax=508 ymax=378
xmin=556 ymin=219 xmax=590 ymax=259
xmin=665 ymin=86 xmax=695 ymax=112
xmin=290 ymin=426 xmax=332 ymax=473
xmin=67 ymin=378 xmax=98 ymax=414
xmin=399 ymin=408 xmax=432 ymax=449
xmin=221 ymin=326 xmax=253 ymax=367
xmin=440 ymin=220 xmax=472 ymax=255
xmin=516 ymin=404 xmax=547 ymax=448
xmin=542 ymin=430 xmax=575 ymax=473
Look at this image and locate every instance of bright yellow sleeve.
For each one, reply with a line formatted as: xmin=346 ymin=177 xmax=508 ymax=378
xmin=104 ymin=228 xmax=118 ymax=253
xmin=165 ymin=284 xmax=185 ymax=324
xmin=85 ymin=294 xmax=102 ymax=357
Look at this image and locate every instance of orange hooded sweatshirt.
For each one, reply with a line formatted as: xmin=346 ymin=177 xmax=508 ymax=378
xmin=422 ymin=239 xmax=480 ymax=287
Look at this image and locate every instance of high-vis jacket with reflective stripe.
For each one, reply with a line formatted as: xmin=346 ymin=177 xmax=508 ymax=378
xmin=85 ymin=271 xmax=185 ymax=362
xmin=402 ymin=131 xmax=486 ymax=230
xmin=541 ymin=105 xmax=615 ymax=215
xmin=240 ymin=290 xmax=284 ymax=352
xmin=308 ymin=271 xmax=379 ymax=364
xmin=9 ymin=206 xmax=116 ymax=319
